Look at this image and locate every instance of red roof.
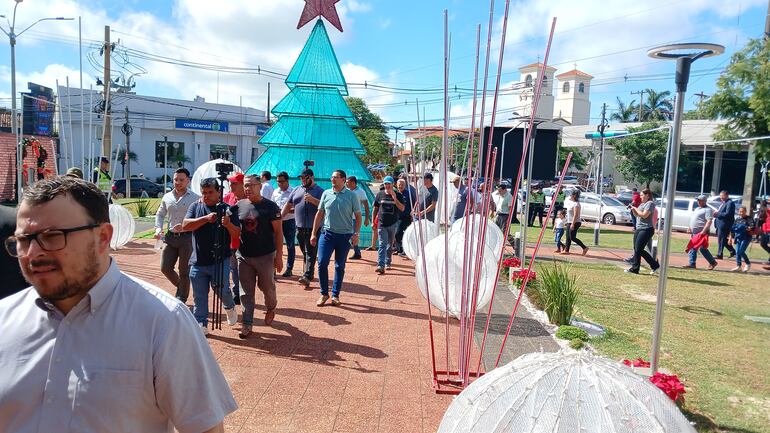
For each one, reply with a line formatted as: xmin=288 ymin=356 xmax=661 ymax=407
xmin=556 ymin=69 xmax=594 ymax=79
xmin=0 ymin=132 xmax=59 ymax=202
xmin=519 ymin=62 xmax=557 ymax=72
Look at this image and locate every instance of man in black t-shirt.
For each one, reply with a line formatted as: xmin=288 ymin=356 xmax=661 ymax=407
xmin=372 ymin=176 xmax=404 ymax=274
xmin=181 ymin=178 xmax=241 ymax=335
xmin=417 ymin=172 xmax=439 ymax=222
xmin=235 ymin=174 xmax=284 ymax=339
xmin=0 ymin=206 xmax=28 ymax=299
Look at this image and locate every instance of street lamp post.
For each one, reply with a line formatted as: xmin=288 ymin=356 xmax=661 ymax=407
xmin=1 ymin=1 xmax=72 ymax=201
xmin=647 ymin=42 xmax=724 ymax=374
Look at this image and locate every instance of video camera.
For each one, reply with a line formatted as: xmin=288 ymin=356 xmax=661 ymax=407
xmin=215 ymin=162 xmax=234 ymax=181
xmin=303 ymin=160 xmax=315 ymax=168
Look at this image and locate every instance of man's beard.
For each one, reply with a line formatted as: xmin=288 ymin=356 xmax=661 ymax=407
xmin=32 ymin=241 xmax=101 ymax=303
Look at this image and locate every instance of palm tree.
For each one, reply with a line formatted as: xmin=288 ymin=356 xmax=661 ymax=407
xmin=610 ymin=97 xmax=638 ymax=122
xmin=171 ymin=153 xmax=192 ymax=168
xmin=644 ymin=89 xmax=673 ymax=121
xmin=112 ymin=148 xmax=139 ymax=178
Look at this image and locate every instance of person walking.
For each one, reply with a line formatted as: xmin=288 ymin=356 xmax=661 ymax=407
xmin=367 ymin=183 xmax=386 ymax=251
xmin=551 ymin=185 xmax=566 ymax=227
xmin=223 ymin=172 xmax=247 ymax=305
xmin=731 ymin=206 xmax=754 ymax=272
xmin=272 ymin=171 xmax=296 ymax=277
xmin=563 ymin=190 xmax=589 ymax=256
xmin=310 ymin=170 xmax=362 ymax=306
xmin=625 ymin=188 xmax=660 ymax=274
xmin=346 ymin=176 xmax=370 ymax=260
xmin=394 ymin=178 xmax=416 ymax=256
xmin=759 ymin=198 xmax=770 ymax=266
xmin=528 ymin=186 xmax=545 ymax=227
xmin=684 ymin=194 xmax=718 ymax=270
xmin=154 ymin=168 xmax=199 ymax=303
xmin=373 ymin=176 xmax=405 ymax=274
xmin=0 ymin=177 xmax=236 ymax=432
xmin=282 ymin=168 xmax=324 ymax=288
xmin=714 ymin=190 xmax=737 ymax=259
xmin=417 ymin=172 xmax=439 ymax=222
xmin=452 ymin=175 xmax=475 ymax=223
xmin=630 ymin=188 xmax=641 ymax=228
xmin=181 ymin=178 xmax=240 ymax=334
xmin=490 ymin=183 xmax=513 ymax=232
xmin=236 ymin=175 xmax=284 ymax=338
xmin=260 ymin=171 xmax=274 ymax=202
xmin=553 ymin=209 xmax=566 ymax=253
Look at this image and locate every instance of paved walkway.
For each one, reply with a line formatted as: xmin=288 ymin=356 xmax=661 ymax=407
xmin=115 ymin=240 xmax=537 ymax=433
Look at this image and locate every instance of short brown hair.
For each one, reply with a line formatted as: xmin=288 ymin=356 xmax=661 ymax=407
xmin=641 ymin=188 xmax=653 ymax=198
xmin=23 ymin=177 xmax=109 ymax=223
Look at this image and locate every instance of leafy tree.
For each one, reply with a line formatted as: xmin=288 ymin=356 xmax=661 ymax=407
xmin=558 ymin=145 xmax=588 ymax=171
xmin=413 ymin=132 xmax=480 ymax=173
xmin=112 ymin=148 xmax=139 ymax=178
xmin=703 ymin=38 xmax=770 ymax=159
xmin=643 ymin=89 xmax=673 ymax=121
xmin=345 ymin=97 xmax=392 ymax=165
xmin=610 ymin=97 xmax=638 ymax=122
xmin=612 ymin=122 xmax=670 ymax=188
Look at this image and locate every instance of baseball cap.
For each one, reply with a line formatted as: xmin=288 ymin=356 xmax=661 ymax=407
xmin=227 ymin=172 xmax=244 ymax=183
xmin=383 ymin=176 xmax=394 ymax=184
xmin=65 ymin=167 xmax=83 ymax=179
xmin=301 ymin=168 xmax=314 ymax=177
xmin=99 ymin=156 xmax=110 ymax=164
xmin=497 ymin=183 xmax=508 ymax=189
xmin=696 ymin=194 xmax=708 ymax=200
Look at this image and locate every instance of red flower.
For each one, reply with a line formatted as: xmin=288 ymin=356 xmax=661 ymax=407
xmin=512 ymin=269 xmax=536 ymax=282
xmin=502 ymin=257 xmax=521 ymax=268
xmin=650 ymin=372 xmax=686 ymax=403
xmin=622 ymin=358 xmax=650 ymax=368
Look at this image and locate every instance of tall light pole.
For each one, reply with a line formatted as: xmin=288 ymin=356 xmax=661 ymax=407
xmin=0 ymin=1 xmax=72 ymax=201
xmin=647 ymin=42 xmax=724 ymax=374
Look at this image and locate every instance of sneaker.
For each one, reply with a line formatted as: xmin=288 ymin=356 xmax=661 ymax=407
xmin=707 ymin=263 xmax=717 ymax=270
xmin=682 ymin=264 xmax=696 ymax=269
xmin=623 ymin=257 xmax=634 ymax=264
xmin=624 ymin=268 xmax=639 ymax=274
xmin=730 ymin=266 xmax=741 ymax=272
xmin=582 ymin=247 xmax=589 ymax=256
xmin=200 ymin=323 xmax=209 ymax=336
xmin=225 ymin=308 xmax=238 ymax=326
xmin=317 ymin=295 xmax=329 ymax=307
xmin=397 ymin=252 xmax=407 ymax=257
xmin=265 ymin=309 xmax=275 ymax=326
xmin=386 ymin=264 xmax=393 ymax=270
xmin=716 ymin=255 xmax=724 ymax=260
xmin=298 ymin=276 xmax=310 ymax=287
xmin=350 ymin=254 xmax=362 ymax=260
xmin=375 ymin=267 xmax=385 ymax=275
xmin=331 ymin=297 xmax=341 ymax=306
xmin=365 ymin=246 xmax=376 ymax=251
xmin=728 ymin=252 xmax=736 ymax=258
xmin=238 ymin=324 xmax=252 ymax=339
xmin=650 ymin=264 xmax=660 ymax=275
xmin=741 ymin=264 xmax=750 ymax=272
xmin=281 ymin=269 xmax=293 ymax=277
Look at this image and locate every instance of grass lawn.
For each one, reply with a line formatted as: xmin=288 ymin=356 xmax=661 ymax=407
xmin=518 ymin=224 xmax=770 ymax=262
xmin=115 ymin=198 xmax=161 ymax=218
xmin=543 ymin=260 xmax=770 ymax=432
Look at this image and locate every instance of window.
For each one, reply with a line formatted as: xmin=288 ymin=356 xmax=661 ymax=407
xmin=155 ymin=141 xmax=186 ymax=168
xmin=525 ymin=74 xmax=533 ymax=87
xmin=578 ymin=82 xmax=585 ymax=93
xmin=674 ymin=200 xmax=689 ymax=210
xmin=562 ymin=82 xmax=570 ymax=93
xmin=210 ymin=144 xmax=237 ymax=161
xmin=542 ymin=76 xmax=548 ymax=88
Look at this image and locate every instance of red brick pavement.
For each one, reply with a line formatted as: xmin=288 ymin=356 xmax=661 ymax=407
xmin=113 ymin=240 xmax=473 ymax=433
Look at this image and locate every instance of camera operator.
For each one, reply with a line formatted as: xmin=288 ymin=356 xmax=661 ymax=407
xmin=182 ymin=178 xmax=240 ymax=334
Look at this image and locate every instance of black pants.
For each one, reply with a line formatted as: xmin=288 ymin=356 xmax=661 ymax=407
xmin=394 ymin=217 xmax=412 ymax=253
xmin=528 ymin=205 xmax=544 ymax=226
xmin=715 ymin=224 xmax=736 ymax=257
xmin=761 ymin=233 xmax=770 ymax=259
xmin=296 ymin=227 xmax=318 ymax=280
xmin=630 ymin=227 xmax=659 ymax=272
xmin=565 ymin=222 xmax=587 ymax=252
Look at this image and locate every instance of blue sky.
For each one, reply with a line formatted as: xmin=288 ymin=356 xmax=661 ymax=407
xmin=1 ymin=0 xmax=768 ymax=141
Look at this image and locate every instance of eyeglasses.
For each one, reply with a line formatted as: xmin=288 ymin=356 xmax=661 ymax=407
xmin=4 ymin=223 xmax=101 ymax=257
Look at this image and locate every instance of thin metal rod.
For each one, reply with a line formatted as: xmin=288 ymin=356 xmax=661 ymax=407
xmin=441 ymin=9 xmax=451 ymax=382
xmin=475 ymin=0 xmax=496 ymax=177
xmin=79 ymin=17 xmax=84 ymax=175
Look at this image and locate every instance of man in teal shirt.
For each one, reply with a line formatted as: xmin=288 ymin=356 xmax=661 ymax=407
xmin=310 ymin=170 xmax=362 ymax=307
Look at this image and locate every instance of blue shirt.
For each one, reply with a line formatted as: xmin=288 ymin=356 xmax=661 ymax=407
xmin=185 ymin=202 xmax=240 ymax=266
xmin=318 ymin=188 xmax=362 ymax=234
xmin=399 ymin=186 xmax=417 ymax=219
xmin=288 ymin=183 xmax=325 ymax=228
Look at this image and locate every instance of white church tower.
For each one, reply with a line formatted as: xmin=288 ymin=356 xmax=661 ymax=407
xmin=515 ymin=62 xmax=555 ymax=121
xmin=553 ymin=69 xmax=593 ymax=125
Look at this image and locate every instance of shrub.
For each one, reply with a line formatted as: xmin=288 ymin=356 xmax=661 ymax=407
xmin=124 ymin=199 xmax=158 ymax=218
xmin=556 ymin=325 xmax=589 ymax=341
xmin=524 ymin=281 xmax=544 ymax=310
xmin=569 ymin=338 xmax=585 ymax=350
xmin=535 ymin=262 xmax=579 ymax=326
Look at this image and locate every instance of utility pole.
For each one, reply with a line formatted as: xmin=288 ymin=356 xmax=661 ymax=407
xmin=693 ymin=91 xmax=708 ymax=111
xmin=123 ymin=106 xmax=132 ymax=198
xmin=163 ymin=135 xmax=169 ymax=193
xmin=631 ymin=90 xmax=646 ymax=121
xmin=101 ymin=25 xmax=112 ymax=159
xmin=267 ymin=82 xmax=271 ymax=125
xmin=593 ymin=103 xmax=609 ymax=245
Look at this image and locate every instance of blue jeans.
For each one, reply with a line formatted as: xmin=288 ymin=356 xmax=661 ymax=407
xmin=377 ymin=221 xmax=398 ymax=267
xmin=688 ymin=233 xmax=717 ymax=267
xmin=190 ymin=260 xmax=235 ymax=326
xmin=554 ymin=228 xmax=565 ymax=251
xmin=282 ymin=219 xmax=297 ymax=271
xmin=734 ymin=237 xmax=751 ymax=266
xmin=317 ymin=230 xmax=352 ymax=297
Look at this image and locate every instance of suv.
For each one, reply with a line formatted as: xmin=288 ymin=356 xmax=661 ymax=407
xmin=112 ymin=178 xmax=165 ymax=199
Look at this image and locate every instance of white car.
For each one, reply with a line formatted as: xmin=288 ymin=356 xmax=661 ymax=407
xmin=655 ymin=197 xmax=718 ymax=233
xmin=577 ymin=192 xmax=632 ymax=225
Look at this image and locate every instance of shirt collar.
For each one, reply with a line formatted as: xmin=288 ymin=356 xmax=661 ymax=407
xmin=33 ymin=259 xmax=121 ymax=315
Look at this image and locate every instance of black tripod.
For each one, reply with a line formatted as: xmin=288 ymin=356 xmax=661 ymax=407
xmin=210 ymin=166 xmax=233 ymax=330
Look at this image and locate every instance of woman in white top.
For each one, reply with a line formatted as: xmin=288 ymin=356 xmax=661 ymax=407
xmin=562 ymin=190 xmax=589 ymax=255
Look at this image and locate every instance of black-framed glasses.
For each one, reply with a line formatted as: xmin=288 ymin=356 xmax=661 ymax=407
xmin=4 ymin=223 xmax=101 ymax=257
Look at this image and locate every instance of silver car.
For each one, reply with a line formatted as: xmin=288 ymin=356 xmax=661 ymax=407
xmin=655 ymin=197 xmax=718 ymax=233
xmin=578 ymin=192 xmax=632 ymax=225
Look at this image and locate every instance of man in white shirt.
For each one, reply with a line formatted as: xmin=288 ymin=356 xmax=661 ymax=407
xmin=272 ymin=171 xmax=296 ymax=277
xmin=260 ymin=171 xmax=275 ymax=203
xmin=490 ymin=183 xmax=513 ymax=232
xmin=154 ymin=168 xmax=200 ymax=303
xmin=346 ymin=175 xmax=370 ymax=260
xmin=0 ymin=176 xmax=236 ymax=433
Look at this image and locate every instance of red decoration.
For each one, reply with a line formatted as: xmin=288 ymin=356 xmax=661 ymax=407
xmin=622 ymin=359 xmax=686 ymax=404
xmin=502 ymin=257 xmax=522 ymax=268
xmin=622 ymin=358 xmax=651 ymax=368
xmin=297 ymin=0 xmax=343 ymax=32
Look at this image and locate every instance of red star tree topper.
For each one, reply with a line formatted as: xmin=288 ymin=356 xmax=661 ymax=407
xmin=297 ymin=0 xmax=343 ymax=32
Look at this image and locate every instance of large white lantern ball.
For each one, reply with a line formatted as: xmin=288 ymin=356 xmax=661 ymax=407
xmin=433 ymin=170 xmax=459 ymax=225
xmin=109 ymin=204 xmax=135 ymax=249
xmin=415 ymin=231 xmax=499 ymax=319
xmin=450 ymin=215 xmax=504 ymax=257
xmin=191 ymin=159 xmax=243 ymax=196
xmin=439 ymin=351 xmax=697 ymax=433
xmin=403 ymin=219 xmax=440 ymax=261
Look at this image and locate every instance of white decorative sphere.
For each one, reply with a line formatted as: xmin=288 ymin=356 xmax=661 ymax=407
xmin=403 ymin=219 xmax=440 ymax=261
xmin=450 ymin=215 xmax=504 ymax=257
xmin=190 ymin=159 xmax=243 ymax=196
xmin=109 ymin=204 xmax=135 ymax=249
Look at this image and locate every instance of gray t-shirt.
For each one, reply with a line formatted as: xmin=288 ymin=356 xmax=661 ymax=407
xmin=422 ymin=185 xmax=439 ymax=222
xmin=635 ymin=201 xmax=654 ymax=230
xmin=689 ymin=205 xmax=713 ymax=233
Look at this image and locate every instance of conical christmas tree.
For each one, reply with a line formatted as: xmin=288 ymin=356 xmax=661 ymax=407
xmin=246 ymin=19 xmax=374 ymax=241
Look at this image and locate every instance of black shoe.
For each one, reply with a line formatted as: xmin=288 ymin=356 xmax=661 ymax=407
xmin=375 ymin=267 xmax=385 ymax=275
xmin=623 ymin=257 xmax=633 ymax=264
xmin=716 ymin=255 xmax=723 ymax=260
xmin=728 ymin=253 xmax=736 ymax=258
xmin=350 ymin=254 xmax=362 ymax=260
xmin=624 ymin=268 xmax=639 ymax=274
xmin=281 ymin=269 xmax=293 ymax=277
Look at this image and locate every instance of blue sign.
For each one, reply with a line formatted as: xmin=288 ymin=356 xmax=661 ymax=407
xmin=256 ymin=124 xmax=270 ymax=136
xmin=175 ymin=119 xmax=229 ymax=132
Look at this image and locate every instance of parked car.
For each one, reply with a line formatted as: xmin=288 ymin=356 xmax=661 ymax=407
xmin=654 ymin=197 xmax=718 ymax=233
xmin=576 ymin=192 xmax=632 ymax=225
xmin=615 ymin=189 xmax=634 ymax=206
xmin=112 ymin=178 xmax=165 ymax=199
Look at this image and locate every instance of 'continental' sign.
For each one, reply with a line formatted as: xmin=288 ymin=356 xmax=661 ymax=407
xmin=175 ymin=119 xmax=229 ymax=132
